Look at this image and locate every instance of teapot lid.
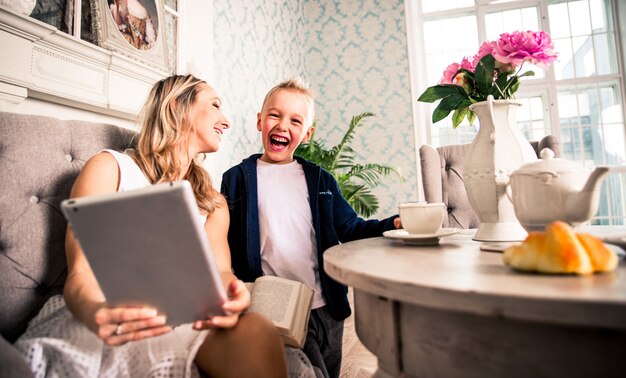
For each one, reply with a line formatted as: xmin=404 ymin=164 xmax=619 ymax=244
xmin=513 ymin=148 xmax=587 ymax=175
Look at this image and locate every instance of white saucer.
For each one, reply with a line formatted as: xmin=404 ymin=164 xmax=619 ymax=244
xmin=383 ymin=228 xmax=462 ymax=246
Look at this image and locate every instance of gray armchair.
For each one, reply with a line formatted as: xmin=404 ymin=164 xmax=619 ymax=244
xmin=419 ymin=135 xmax=560 ymax=229
xmin=0 ymin=111 xmax=136 ymax=374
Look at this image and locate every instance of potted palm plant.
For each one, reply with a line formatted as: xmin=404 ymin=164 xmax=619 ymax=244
xmin=295 ymin=112 xmax=403 ymax=218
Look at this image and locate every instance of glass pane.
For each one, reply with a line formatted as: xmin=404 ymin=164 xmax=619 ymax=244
xmin=423 ymin=17 xmax=478 ymax=85
xmin=422 ymin=0 xmax=475 ymax=13
xmin=485 ymin=7 xmax=539 ymax=41
xmin=164 ymin=0 xmax=178 ymax=10
xmin=516 ymin=94 xmax=551 ymax=141
xmin=594 ymin=33 xmax=618 ymax=75
xmin=431 ymin=120 xmax=477 ymax=147
xmin=165 ymin=12 xmax=177 ymax=74
xmin=548 ymin=2 xmax=570 ymax=38
xmin=560 ymin=127 xmax=579 ymax=160
xmin=569 ymin=0 xmax=592 ymax=36
xmin=423 ymin=17 xmax=477 ymax=56
xmin=571 ymin=35 xmax=595 ymax=77
xmin=560 ymin=84 xmax=617 ymax=164
xmin=589 ymin=0 xmax=610 ymax=32
xmin=598 ymin=84 xmax=624 ymax=124
xmin=603 ymin=123 xmax=626 ymax=164
xmin=598 ymin=83 xmax=625 ymax=164
xmin=553 ymin=38 xmax=574 ymax=80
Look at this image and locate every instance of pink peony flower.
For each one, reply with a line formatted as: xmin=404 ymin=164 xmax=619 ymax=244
xmin=492 ymin=30 xmax=558 ymax=69
xmin=472 ymin=41 xmax=496 ymax=69
xmin=440 ymin=62 xmax=461 ymax=84
xmin=439 ymin=57 xmax=474 ymax=85
xmin=459 ymin=56 xmax=474 ymax=71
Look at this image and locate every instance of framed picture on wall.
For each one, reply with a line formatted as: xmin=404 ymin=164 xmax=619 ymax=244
xmin=90 ymin=0 xmax=169 ymax=73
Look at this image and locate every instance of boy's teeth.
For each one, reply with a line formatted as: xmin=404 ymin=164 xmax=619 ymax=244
xmin=270 ymin=135 xmax=289 ymax=146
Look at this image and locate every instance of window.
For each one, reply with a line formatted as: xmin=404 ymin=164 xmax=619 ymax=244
xmin=410 ymin=0 xmax=626 ymax=224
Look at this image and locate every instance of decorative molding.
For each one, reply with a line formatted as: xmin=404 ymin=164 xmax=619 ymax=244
xmin=0 ymin=81 xmax=26 ymax=104
xmin=0 ymin=6 xmax=166 ymax=119
xmin=31 ymin=45 xmax=107 ymax=100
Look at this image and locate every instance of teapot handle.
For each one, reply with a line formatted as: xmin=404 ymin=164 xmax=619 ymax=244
xmin=505 ymin=182 xmax=513 ymax=201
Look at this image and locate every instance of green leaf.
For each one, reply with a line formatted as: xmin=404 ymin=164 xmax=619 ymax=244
xmin=437 ymin=93 xmax=469 ymax=111
xmin=474 ymin=54 xmax=495 ymax=97
xmin=518 ymin=71 xmax=535 ymax=78
xmin=350 ymin=163 xmax=403 ymax=186
xmin=418 ymin=85 xmax=465 ymax=103
xmin=342 ymin=183 xmax=379 ymax=218
xmin=452 ymin=107 xmax=469 ymax=128
xmin=432 ymin=104 xmax=453 ymax=124
xmin=507 ymin=76 xmax=521 ymax=97
xmin=468 ymin=110 xmax=477 ymax=125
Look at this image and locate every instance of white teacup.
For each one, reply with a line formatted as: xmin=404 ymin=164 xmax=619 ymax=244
xmin=398 ymin=202 xmax=445 ymax=234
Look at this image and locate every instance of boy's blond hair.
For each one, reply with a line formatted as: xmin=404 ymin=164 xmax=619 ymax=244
xmin=261 ymin=77 xmax=315 ymax=122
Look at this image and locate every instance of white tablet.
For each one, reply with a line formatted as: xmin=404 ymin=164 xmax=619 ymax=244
xmin=61 ymin=180 xmax=227 ymax=326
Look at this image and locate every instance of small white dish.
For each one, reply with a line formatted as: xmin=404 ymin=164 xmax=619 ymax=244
xmin=383 ymin=228 xmax=462 ymax=246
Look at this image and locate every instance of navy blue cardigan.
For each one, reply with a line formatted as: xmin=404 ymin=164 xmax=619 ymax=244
xmin=220 ymin=154 xmax=398 ymax=321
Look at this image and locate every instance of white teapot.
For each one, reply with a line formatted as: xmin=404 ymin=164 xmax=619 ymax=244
xmin=507 ymin=148 xmax=623 ymax=231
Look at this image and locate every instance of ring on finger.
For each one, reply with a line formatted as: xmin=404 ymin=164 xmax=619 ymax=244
xmin=114 ymin=323 xmax=123 ymax=336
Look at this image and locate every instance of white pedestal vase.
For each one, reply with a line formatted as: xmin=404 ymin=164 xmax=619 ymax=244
xmin=463 ymin=95 xmax=537 ymax=242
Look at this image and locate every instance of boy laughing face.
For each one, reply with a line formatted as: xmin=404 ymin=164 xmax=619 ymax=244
xmin=257 ymin=88 xmax=315 ymax=164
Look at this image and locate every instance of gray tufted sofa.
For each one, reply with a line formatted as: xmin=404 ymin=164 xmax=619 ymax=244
xmin=419 ymin=135 xmax=561 ymax=229
xmin=0 ymin=111 xmax=136 ymax=376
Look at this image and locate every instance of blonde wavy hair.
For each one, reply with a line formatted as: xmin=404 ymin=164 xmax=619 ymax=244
xmin=131 ymin=74 xmax=220 ymax=214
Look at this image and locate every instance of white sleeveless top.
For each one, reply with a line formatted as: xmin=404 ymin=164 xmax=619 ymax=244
xmin=257 ymin=159 xmax=325 ymax=309
xmin=102 ymin=149 xmax=207 ymax=224
xmin=103 ymin=149 xmax=151 ymax=191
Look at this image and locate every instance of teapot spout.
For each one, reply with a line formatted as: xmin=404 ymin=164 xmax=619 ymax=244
xmin=581 ymin=166 xmax=610 ymax=193
xmin=563 ymin=167 xmax=610 ymax=224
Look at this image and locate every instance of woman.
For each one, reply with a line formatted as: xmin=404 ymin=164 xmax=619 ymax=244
xmin=15 ymin=75 xmax=287 ymax=377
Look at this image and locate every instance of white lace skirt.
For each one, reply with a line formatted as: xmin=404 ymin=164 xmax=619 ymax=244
xmin=15 ymin=295 xmax=317 ymax=377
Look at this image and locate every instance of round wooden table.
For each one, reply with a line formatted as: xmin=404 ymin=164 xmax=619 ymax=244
xmin=324 ymin=228 xmax=626 ymax=378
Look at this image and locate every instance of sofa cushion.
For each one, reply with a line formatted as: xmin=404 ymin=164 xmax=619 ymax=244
xmin=0 ymin=112 xmax=136 ymax=342
xmin=0 ymin=334 xmax=34 ymax=377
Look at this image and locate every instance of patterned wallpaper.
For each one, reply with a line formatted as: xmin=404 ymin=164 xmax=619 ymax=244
xmin=210 ymin=0 xmax=416 ymax=218
xmin=303 ymin=0 xmax=416 ymax=217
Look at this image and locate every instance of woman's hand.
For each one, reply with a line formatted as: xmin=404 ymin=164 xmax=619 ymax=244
xmin=94 ymin=305 xmax=172 ymax=346
xmin=192 ymin=279 xmax=251 ymax=330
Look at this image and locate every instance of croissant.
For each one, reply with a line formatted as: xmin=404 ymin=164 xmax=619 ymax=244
xmin=503 ymin=221 xmax=618 ymax=274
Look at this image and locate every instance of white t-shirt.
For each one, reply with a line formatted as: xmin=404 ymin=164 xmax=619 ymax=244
xmin=257 ymin=159 xmax=325 ymax=309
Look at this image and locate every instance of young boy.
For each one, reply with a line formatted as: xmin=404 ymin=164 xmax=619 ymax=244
xmin=221 ymin=78 xmax=401 ymax=378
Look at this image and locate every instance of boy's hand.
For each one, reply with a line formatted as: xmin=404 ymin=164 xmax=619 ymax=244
xmin=394 ymin=216 xmax=402 ymax=229
xmin=192 ymin=279 xmax=251 ymax=330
